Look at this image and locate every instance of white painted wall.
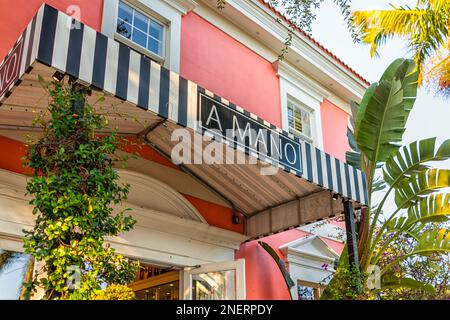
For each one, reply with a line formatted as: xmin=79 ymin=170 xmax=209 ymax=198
xmin=280 ymin=236 xmax=338 ymax=300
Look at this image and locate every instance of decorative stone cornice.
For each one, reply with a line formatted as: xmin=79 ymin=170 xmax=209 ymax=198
xmin=163 ymin=0 xmax=198 ymax=14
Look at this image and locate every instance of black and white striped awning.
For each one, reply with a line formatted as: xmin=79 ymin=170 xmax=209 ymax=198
xmin=0 ymin=4 xmax=367 ymax=236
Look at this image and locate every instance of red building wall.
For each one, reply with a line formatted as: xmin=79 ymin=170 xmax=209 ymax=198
xmin=320 ymin=99 xmax=351 ymax=161
xmin=236 ymin=227 xmax=344 ymax=300
xmin=0 ymin=0 xmax=104 ymax=61
xmin=180 ymin=12 xmax=282 ymax=127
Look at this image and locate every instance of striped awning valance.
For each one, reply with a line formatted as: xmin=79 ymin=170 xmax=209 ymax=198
xmin=0 ymin=4 xmax=368 ymax=208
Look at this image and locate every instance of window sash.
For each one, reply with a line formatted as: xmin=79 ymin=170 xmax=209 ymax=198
xmin=287 ymin=101 xmax=312 ymax=139
xmin=116 ymin=1 xmax=165 ymax=58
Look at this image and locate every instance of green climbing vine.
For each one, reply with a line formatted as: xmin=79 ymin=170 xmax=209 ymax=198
xmin=23 ymin=79 xmax=137 ymax=299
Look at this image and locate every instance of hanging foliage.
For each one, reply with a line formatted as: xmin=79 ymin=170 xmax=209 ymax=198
xmin=23 ymin=79 xmax=137 ymax=300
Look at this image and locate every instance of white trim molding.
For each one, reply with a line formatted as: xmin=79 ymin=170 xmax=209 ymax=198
xmin=102 ymin=0 xmax=198 ymax=73
xmin=280 ymin=235 xmax=339 ymax=300
xmin=273 ymin=60 xmax=331 ymax=102
xmin=182 ymin=259 xmax=246 ymax=300
xmin=274 ymin=60 xmax=326 ymax=149
xmin=163 ymin=0 xmax=198 ymax=14
xmin=118 ymin=169 xmax=206 ymax=223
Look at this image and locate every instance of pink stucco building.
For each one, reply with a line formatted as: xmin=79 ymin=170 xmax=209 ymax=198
xmin=0 ymin=0 xmax=368 ymax=300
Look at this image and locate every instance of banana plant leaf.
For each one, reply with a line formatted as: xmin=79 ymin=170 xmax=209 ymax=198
xmin=381 ymin=275 xmax=436 ymax=293
xmin=354 ymin=59 xmax=418 ymax=165
xmin=414 ymin=228 xmax=450 ymax=255
xmin=258 ymin=241 xmax=295 ymax=299
xmin=384 ymin=138 xmax=450 ymax=186
xmin=346 ymin=127 xmax=362 ymax=170
xmin=386 ymin=194 xmax=450 ymax=235
xmin=394 ymin=169 xmax=450 ymax=208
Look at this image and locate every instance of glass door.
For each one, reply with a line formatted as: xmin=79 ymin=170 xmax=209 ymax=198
xmin=129 ymin=264 xmax=180 ymax=300
xmin=182 ymin=259 xmax=245 ymax=300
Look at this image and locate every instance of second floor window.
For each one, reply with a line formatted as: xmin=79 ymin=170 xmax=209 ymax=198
xmin=287 ymin=99 xmax=312 ymax=141
xmin=116 ymin=1 xmax=165 ymax=58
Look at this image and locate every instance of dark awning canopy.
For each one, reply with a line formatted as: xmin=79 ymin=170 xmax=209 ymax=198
xmin=0 ymin=4 xmax=367 ymax=238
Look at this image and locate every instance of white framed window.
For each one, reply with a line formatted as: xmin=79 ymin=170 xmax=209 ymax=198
xmin=102 ymin=0 xmax=197 ymax=73
xmin=116 ymin=1 xmax=167 ymax=62
xmin=274 ymin=60 xmax=328 ymax=149
xmin=287 ymin=98 xmax=313 ymax=142
xmin=297 ymin=280 xmax=322 ymax=300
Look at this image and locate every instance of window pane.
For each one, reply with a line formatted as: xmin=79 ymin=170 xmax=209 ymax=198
xmin=133 ymin=11 xmax=148 ymax=33
xmin=116 ymin=1 xmax=165 ymax=58
xmin=148 ymin=39 xmax=162 ymax=56
xmin=117 ymin=19 xmax=132 ymax=39
xmin=298 ymin=285 xmax=315 ymax=300
xmin=150 ymin=20 xmax=164 ymax=41
xmin=118 ymin=2 xmax=133 ymax=23
xmin=132 ymin=27 xmax=147 ymax=48
xmin=287 ymin=101 xmax=312 ymax=138
xmin=192 ymin=270 xmax=236 ymax=300
xmin=300 ymin=109 xmax=311 ymax=137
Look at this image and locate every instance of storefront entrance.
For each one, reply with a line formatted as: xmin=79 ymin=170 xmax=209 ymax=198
xmin=128 ymin=260 xmax=246 ymax=300
xmin=129 ymin=265 xmax=180 ymax=300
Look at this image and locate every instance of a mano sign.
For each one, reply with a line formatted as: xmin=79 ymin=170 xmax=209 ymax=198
xmin=0 ymin=37 xmax=24 ymax=98
xmin=198 ymin=93 xmax=303 ymax=175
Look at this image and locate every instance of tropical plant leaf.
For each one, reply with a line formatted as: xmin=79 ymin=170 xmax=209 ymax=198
xmin=394 ymin=169 xmax=450 ymax=208
xmin=407 ymin=193 xmax=450 ymax=224
xmin=347 ymin=127 xmax=359 ymax=152
xmin=413 ymin=228 xmax=450 ymax=256
xmin=381 ymin=275 xmax=436 ymax=293
xmin=352 ymin=5 xmax=449 ymax=72
xmin=349 ymin=101 xmax=359 ymax=129
xmin=379 ymin=58 xmax=419 ymax=115
xmin=372 ymin=176 xmax=387 ymax=193
xmin=0 ymin=250 xmax=22 ymax=275
xmin=258 ymin=241 xmax=295 ymax=298
xmin=384 ymin=138 xmax=450 ymax=186
xmin=354 ymin=59 xmax=418 ymax=165
xmin=346 ymin=151 xmax=362 ymax=170
xmin=385 ymin=193 xmax=450 ymax=234
xmin=354 ymin=83 xmax=377 ymax=140
xmin=357 ymin=78 xmax=405 ymax=161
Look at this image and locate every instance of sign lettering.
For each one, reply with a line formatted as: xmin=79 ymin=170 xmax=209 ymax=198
xmin=198 ymin=93 xmax=302 ymax=174
xmin=0 ymin=37 xmax=24 ymax=97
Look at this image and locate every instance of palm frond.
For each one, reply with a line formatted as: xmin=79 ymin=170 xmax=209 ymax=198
xmin=383 ymin=138 xmax=450 ymax=187
xmin=352 ymin=5 xmax=448 ymax=74
xmin=353 ymin=8 xmax=429 ymax=56
xmin=394 ymin=169 xmax=450 ymax=208
xmin=0 ymin=250 xmax=22 ymax=275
